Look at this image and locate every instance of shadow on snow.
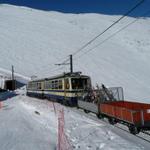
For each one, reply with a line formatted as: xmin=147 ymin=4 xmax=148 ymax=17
xmin=0 ymin=91 xmax=18 ymax=101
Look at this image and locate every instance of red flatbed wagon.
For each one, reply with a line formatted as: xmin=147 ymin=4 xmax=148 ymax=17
xmin=100 ymin=101 xmax=150 ymax=134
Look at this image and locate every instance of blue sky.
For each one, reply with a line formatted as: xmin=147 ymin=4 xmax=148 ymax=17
xmin=1 ymin=0 xmax=150 ymax=17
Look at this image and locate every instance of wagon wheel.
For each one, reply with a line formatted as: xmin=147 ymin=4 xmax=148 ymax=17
xmin=128 ymin=126 xmax=140 ymax=135
xmin=62 ymin=99 xmax=68 ymax=106
xmin=76 ymin=104 xmax=79 ymax=109
xmin=96 ymin=113 xmax=103 ymax=119
xmin=108 ymin=118 xmax=117 ymax=125
xmin=84 ymin=109 xmax=90 ymax=113
xmin=65 ymin=100 xmax=71 ymax=107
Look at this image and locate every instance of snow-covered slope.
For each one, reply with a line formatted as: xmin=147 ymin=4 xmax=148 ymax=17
xmin=0 ymin=2 xmax=150 ymax=102
xmin=1 ymin=91 xmax=150 ymax=150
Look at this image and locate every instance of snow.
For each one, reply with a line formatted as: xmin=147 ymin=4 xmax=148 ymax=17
xmin=0 ymin=2 xmax=150 ymax=149
xmin=0 ymin=76 xmax=5 ymax=89
xmin=1 ymin=90 xmax=150 ymax=150
xmin=0 ymin=2 xmax=150 ymax=102
xmin=0 ymin=91 xmax=57 ymax=150
xmin=64 ymin=107 xmax=150 ymax=150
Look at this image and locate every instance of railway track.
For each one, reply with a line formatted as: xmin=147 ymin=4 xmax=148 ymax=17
xmin=142 ymin=131 xmax=150 ymax=136
xmin=115 ymin=125 xmax=150 ymax=143
xmin=70 ymin=107 xmax=150 ymax=144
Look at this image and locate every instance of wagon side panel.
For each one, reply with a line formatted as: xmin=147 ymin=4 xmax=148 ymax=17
xmin=122 ymin=109 xmax=133 ymax=123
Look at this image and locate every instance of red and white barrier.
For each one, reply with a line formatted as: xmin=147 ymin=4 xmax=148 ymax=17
xmin=0 ymin=101 xmax=2 ymax=109
xmin=57 ymin=109 xmax=72 ymax=150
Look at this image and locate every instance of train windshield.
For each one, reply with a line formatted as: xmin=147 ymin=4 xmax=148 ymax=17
xmin=71 ymin=78 xmax=90 ymax=90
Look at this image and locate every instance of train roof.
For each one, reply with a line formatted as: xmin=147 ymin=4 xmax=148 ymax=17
xmin=29 ymin=72 xmax=90 ymax=83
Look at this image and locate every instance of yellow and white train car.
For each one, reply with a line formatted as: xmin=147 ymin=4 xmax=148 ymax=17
xmin=27 ymin=72 xmax=91 ymax=106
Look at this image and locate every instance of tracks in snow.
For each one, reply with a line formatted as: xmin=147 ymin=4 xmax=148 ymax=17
xmin=68 ymin=106 xmax=150 ymax=149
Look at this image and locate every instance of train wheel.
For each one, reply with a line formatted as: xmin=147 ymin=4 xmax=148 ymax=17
xmin=84 ymin=110 xmax=90 ymax=113
xmin=63 ymin=100 xmax=71 ymax=107
xmin=128 ymin=126 xmax=140 ymax=135
xmin=108 ymin=118 xmax=117 ymax=125
xmin=96 ymin=114 xmax=103 ymax=119
xmin=62 ymin=99 xmax=67 ymax=106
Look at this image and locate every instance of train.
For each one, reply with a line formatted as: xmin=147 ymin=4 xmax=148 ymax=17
xmin=26 ymin=72 xmax=91 ymax=106
xmin=26 ymin=72 xmax=150 ymax=135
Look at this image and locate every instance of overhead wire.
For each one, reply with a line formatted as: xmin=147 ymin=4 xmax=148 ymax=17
xmin=75 ymin=9 xmax=150 ymax=60
xmin=50 ymin=66 xmax=65 ymax=74
xmin=37 ymin=0 xmax=146 ymax=75
xmin=72 ymin=0 xmax=145 ymax=57
xmin=72 ymin=9 xmax=150 ymax=89
xmin=33 ymin=54 xmax=70 ymax=76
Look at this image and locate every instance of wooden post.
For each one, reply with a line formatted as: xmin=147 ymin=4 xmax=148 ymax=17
xmin=12 ymin=65 xmax=15 ymax=90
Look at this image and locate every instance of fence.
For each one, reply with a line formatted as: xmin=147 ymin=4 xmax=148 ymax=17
xmin=0 ymin=101 xmax=2 ymax=109
xmin=57 ymin=108 xmax=72 ymax=150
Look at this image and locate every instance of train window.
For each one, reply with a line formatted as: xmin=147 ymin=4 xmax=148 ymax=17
xmin=28 ymin=83 xmax=31 ymax=89
xmin=59 ymin=80 xmax=63 ymax=89
xmin=38 ymin=83 xmax=42 ymax=90
xmin=65 ymin=78 xmax=70 ymax=90
xmin=45 ymin=81 xmax=48 ymax=89
xmin=35 ymin=83 xmax=37 ymax=89
xmin=52 ymin=81 xmax=55 ymax=89
xmin=33 ymin=83 xmax=35 ymax=89
xmin=47 ymin=81 xmax=51 ymax=89
xmin=32 ymin=83 xmax=34 ymax=89
xmin=71 ymin=78 xmax=88 ymax=89
xmin=49 ymin=81 xmax=52 ymax=89
xmin=45 ymin=81 xmax=52 ymax=89
xmin=30 ymin=83 xmax=32 ymax=89
xmin=31 ymin=83 xmax=33 ymax=89
xmin=55 ymin=80 xmax=58 ymax=89
xmin=33 ymin=83 xmax=36 ymax=89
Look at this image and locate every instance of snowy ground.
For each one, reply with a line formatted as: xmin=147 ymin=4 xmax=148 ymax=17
xmin=0 ymin=3 xmax=150 ymax=102
xmin=0 ymin=90 xmax=57 ymax=150
xmin=65 ymin=108 xmax=150 ymax=150
xmin=1 ymin=89 xmax=150 ymax=150
xmin=0 ymin=1 xmax=150 ymax=150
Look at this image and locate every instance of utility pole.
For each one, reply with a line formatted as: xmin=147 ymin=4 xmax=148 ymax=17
xmin=12 ymin=65 xmax=15 ymax=90
xmin=70 ymin=54 xmax=73 ymax=73
xmin=55 ymin=54 xmax=73 ymax=73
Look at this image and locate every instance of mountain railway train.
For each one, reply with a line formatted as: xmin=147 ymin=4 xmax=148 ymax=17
xmin=27 ymin=72 xmax=150 ymax=135
xmin=27 ymin=72 xmax=91 ymax=106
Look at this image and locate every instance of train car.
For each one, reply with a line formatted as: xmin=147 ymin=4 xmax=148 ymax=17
xmin=78 ymin=85 xmax=150 ymax=134
xmin=100 ymin=101 xmax=150 ymax=134
xmin=77 ymin=86 xmax=124 ymax=118
xmin=26 ymin=79 xmax=45 ymax=98
xmin=27 ymin=72 xmax=91 ymax=106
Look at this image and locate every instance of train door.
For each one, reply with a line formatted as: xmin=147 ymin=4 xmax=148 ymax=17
xmin=41 ymin=81 xmax=44 ymax=99
xmin=63 ymin=78 xmax=70 ymax=105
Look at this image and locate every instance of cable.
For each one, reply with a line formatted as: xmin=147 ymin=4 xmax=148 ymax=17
xmin=72 ymin=0 xmax=145 ymax=57
xmin=50 ymin=66 xmax=66 ymax=74
xmin=31 ymin=54 xmax=70 ymax=78
xmin=75 ymin=9 xmax=150 ymax=60
xmin=36 ymin=0 xmax=146 ymax=75
xmin=53 ymin=0 xmax=145 ymax=72
xmin=55 ymin=57 xmax=70 ymax=66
